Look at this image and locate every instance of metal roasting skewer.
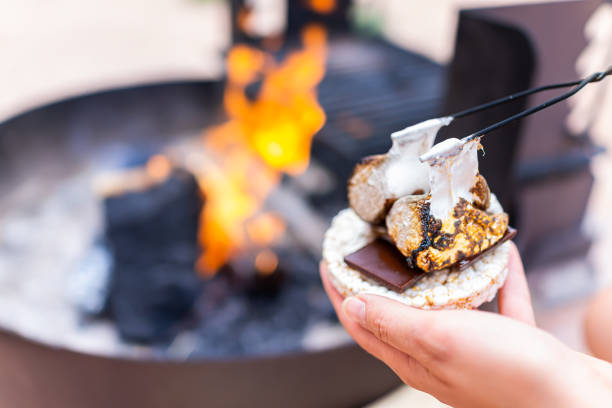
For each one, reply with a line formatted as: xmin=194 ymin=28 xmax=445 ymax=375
xmin=447 ymin=66 xmax=612 ymax=144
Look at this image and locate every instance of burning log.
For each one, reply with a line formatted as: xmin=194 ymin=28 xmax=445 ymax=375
xmin=101 ymin=165 xmax=203 ymax=342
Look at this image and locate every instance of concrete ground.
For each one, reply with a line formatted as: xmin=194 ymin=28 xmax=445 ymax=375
xmin=0 ymin=1 xmax=611 ymax=406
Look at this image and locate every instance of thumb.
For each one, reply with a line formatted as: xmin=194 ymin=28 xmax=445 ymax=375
xmin=343 ymin=294 xmax=452 ymax=365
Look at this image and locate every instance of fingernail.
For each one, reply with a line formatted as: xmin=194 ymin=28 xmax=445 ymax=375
xmin=343 ymin=297 xmax=366 ymax=324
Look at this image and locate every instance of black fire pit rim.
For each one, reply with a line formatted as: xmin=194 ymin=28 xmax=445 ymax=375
xmin=0 ymin=324 xmax=356 ymax=364
xmin=0 ymin=78 xmax=228 ymax=127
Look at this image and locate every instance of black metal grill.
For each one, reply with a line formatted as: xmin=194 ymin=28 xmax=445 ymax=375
xmin=315 ymin=35 xmax=444 ymax=182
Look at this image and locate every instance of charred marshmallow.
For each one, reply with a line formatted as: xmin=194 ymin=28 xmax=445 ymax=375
xmin=387 ymin=136 xmax=508 ymax=272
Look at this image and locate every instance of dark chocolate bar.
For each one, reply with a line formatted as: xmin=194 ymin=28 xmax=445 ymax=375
xmin=344 ymin=227 xmax=517 ymax=293
xmin=344 ymin=239 xmax=425 ymax=292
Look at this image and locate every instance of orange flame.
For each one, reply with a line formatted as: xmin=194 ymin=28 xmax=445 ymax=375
xmin=255 ymin=249 xmax=279 ymax=276
xmin=247 ymin=212 xmax=286 ymax=246
xmin=308 ymin=0 xmax=337 ymax=14
xmin=195 ymin=25 xmax=328 ymax=275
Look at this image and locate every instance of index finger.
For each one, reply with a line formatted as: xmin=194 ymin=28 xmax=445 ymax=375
xmin=497 ymin=242 xmax=535 ymax=326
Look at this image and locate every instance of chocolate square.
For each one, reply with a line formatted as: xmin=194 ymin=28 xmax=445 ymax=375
xmin=344 ymin=239 xmax=424 ymax=292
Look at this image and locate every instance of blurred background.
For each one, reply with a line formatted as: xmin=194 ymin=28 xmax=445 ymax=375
xmin=0 ymin=0 xmax=611 ymax=407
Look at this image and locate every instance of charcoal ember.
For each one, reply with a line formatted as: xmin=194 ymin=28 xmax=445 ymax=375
xmin=223 ymin=255 xmax=287 ymax=297
xmin=189 ymin=249 xmax=336 ymax=358
xmin=250 ymin=268 xmax=286 ymax=297
xmin=104 ymin=169 xmax=204 ymax=342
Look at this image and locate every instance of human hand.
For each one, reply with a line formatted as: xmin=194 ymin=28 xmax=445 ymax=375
xmin=321 ymin=243 xmax=612 ymax=407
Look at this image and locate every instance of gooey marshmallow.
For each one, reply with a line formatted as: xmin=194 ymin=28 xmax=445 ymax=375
xmin=383 ymin=117 xmax=453 ymax=197
xmin=420 ymin=137 xmax=480 ymax=220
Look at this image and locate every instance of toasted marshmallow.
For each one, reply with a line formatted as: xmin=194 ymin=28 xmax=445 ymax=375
xmin=420 ymin=137 xmax=480 ymax=220
xmin=348 ymin=117 xmax=452 ymax=223
xmin=386 ymin=117 xmax=453 ymax=198
xmin=385 ymin=136 xmax=507 ymax=272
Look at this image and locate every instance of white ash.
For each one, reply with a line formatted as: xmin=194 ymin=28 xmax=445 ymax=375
xmin=0 ymin=173 xmax=142 ymax=356
xmin=66 ymin=243 xmax=113 ymax=315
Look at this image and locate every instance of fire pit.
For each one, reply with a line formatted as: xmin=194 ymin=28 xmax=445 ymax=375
xmin=0 ymin=1 xmax=456 ymax=405
xmin=0 ymin=0 xmax=601 ymax=405
xmin=0 ymin=31 xmax=446 ymax=406
xmin=0 ymin=79 xmax=409 ymax=407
